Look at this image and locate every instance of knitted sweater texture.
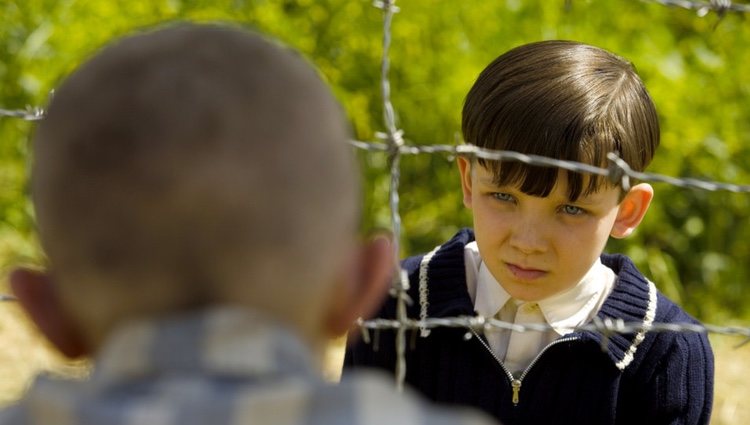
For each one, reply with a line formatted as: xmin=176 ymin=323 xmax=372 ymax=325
xmin=345 ymin=229 xmax=713 ymax=425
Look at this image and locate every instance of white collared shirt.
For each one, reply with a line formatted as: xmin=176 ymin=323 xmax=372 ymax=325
xmin=464 ymin=241 xmax=615 ymax=374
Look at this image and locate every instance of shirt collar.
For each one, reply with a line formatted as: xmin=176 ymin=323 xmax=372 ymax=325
xmin=537 ymin=258 xmax=615 ymax=335
xmin=474 ymin=261 xmax=512 ymax=318
xmin=469 ymin=241 xmax=614 ymax=335
xmin=92 ymin=307 xmax=317 ymax=389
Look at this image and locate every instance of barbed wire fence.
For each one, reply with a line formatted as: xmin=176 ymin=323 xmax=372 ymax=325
xmin=358 ymin=0 xmax=750 ymax=391
xmin=1 ymin=0 xmax=750 ymax=392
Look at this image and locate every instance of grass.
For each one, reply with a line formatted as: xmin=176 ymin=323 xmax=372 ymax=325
xmin=712 ymin=336 xmax=750 ymax=424
xmin=0 ymin=301 xmax=88 ymax=406
xmin=0 ymin=300 xmax=746 ymax=424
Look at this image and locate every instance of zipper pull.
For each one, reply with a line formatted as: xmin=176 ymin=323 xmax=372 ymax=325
xmin=511 ymin=379 xmax=522 ymax=405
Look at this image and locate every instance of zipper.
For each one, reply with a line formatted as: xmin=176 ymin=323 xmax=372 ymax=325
xmin=469 ymin=328 xmax=577 ymax=406
xmin=511 ymin=379 xmax=522 ymax=405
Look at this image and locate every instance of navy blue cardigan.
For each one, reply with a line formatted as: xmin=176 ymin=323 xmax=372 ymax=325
xmin=345 ymin=229 xmax=713 ymax=425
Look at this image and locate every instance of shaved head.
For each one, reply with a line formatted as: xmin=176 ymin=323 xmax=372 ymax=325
xmin=32 ymin=24 xmax=358 ymax=346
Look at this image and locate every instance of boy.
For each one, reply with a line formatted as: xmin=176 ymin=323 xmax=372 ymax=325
xmin=346 ymin=40 xmax=714 ymax=425
xmin=1 ymin=23 xmax=498 ymax=425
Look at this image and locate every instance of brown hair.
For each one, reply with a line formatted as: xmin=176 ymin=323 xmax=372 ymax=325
xmin=461 ymin=40 xmax=659 ymax=200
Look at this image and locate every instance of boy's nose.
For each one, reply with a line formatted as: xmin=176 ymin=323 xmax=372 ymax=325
xmin=509 ymin=221 xmax=547 ymax=254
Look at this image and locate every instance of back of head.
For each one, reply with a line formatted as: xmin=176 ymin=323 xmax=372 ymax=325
xmin=462 ymin=40 xmax=659 ymax=200
xmin=32 ymin=23 xmax=357 ymax=346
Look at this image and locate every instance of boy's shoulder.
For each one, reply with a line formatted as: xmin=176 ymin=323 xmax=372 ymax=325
xmin=600 ymin=252 xmax=700 ymax=325
xmin=402 ymin=228 xmax=475 ymax=274
xmin=596 ymin=252 xmax=712 ymax=375
xmin=399 ymin=228 xmax=476 ymax=320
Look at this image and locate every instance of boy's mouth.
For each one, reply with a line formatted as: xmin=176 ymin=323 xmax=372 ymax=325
xmin=505 ymin=262 xmax=547 ymax=281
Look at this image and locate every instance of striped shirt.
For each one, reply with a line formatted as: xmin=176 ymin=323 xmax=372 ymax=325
xmin=0 ymin=307 xmax=497 ymax=425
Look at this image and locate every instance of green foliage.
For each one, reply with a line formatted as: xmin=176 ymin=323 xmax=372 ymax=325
xmin=1 ymin=0 xmax=749 ymax=321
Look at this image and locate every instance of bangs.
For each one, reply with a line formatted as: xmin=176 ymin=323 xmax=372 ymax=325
xmin=479 ymin=160 xmax=611 ymax=202
xmin=476 ymin=123 xmax=620 ymax=201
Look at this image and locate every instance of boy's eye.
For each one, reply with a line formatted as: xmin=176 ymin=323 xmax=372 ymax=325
xmin=491 ymin=192 xmax=515 ymax=203
xmin=561 ymin=205 xmax=585 ymax=216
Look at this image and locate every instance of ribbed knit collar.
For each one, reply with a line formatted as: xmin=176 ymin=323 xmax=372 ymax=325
xmin=416 ymin=228 xmax=656 ymax=371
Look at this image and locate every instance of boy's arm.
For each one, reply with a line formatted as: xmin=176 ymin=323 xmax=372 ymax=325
xmin=653 ymin=331 xmax=713 ymax=425
xmin=622 ymin=310 xmax=714 ymax=425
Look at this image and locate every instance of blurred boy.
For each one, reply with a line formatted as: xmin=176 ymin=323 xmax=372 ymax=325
xmin=2 ymin=23 xmax=497 ymax=425
xmin=346 ymin=40 xmax=713 ymax=425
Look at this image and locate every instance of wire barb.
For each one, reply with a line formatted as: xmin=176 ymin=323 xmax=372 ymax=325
xmin=372 ymin=0 xmax=401 ymax=13
xmin=643 ymin=0 xmax=750 ymax=15
xmin=606 ymin=153 xmax=632 ymax=192
xmin=0 ymin=107 xmax=45 ymax=121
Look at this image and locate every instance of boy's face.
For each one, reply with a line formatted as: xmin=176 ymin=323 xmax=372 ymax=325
xmin=458 ymin=158 xmax=650 ymax=302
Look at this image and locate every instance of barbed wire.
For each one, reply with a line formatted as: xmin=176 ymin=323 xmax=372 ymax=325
xmin=373 ymin=0 xmax=411 ymax=393
xmin=350 ymin=140 xmax=750 ymax=193
xmin=361 ymin=0 xmax=750 ymax=390
xmin=1 ymin=0 xmax=749 ymax=391
xmin=0 ymin=107 xmax=44 ymax=121
xmin=357 ymin=317 xmax=750 ymax=349
xmin=643 ymin=0 xmax=750 ymax=16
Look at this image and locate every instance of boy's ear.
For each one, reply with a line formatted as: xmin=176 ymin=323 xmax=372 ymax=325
xmin=457 ymin=156 xmax=474 ymax=209
xmin=9 ymin=268 xmax=90 ymax=358
xmin=323 ymin=236 xmax=394 ymax=338
xmin=611 ymin=183 xmax=654 ymax=239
